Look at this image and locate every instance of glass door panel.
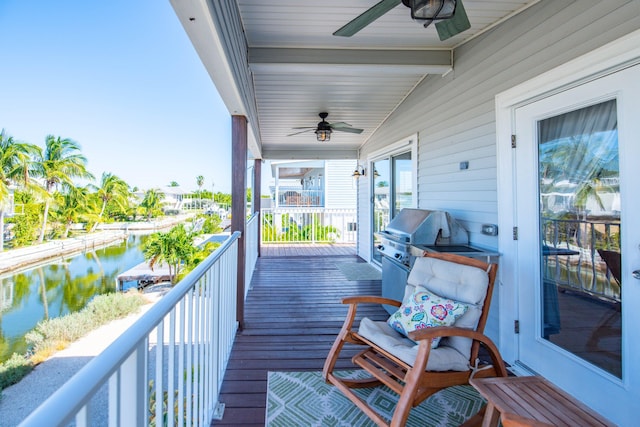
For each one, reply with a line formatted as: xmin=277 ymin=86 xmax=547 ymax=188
xmin=538 ymin=99 xmax=621 ymax=377
xmin=514 ymin=64 xmax=640 ymax=422
xmin=372 ymin=159 xmax=390 ymax=264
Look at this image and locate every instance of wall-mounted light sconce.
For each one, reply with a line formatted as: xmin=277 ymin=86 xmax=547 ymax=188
xmin=352 ymin=165 xmax=366 ymax=178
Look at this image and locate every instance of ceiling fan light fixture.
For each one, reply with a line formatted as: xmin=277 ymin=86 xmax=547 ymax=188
xmin=409 ymin=0 xmax=456 ymax=21
xmin=316 ymin=113 xmax=332 ymax=141
xmin=316 ymin=128 xmax=332 ymax=142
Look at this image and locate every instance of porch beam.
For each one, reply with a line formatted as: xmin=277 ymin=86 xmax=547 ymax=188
xmin=262 ymin=148 xmax=358 ymax=160
xmin=231 ymin=115 xmax=247 ymax=330
xmin=249 ymin=48 xmax=452 ymax=75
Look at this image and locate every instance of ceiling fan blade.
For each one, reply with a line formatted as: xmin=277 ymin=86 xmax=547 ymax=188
xmin=435 ymin=0 xmax=471 ymax=41
xmin=290 ymin=126 xmax=315 ymax=130
xmin=287 ymin=129 xmax=315 ymax=137
xmin=334 ymin=0 xmax=402 ymax=37
xmin=334 ymin=127 xmax=364 ymax=134
xmin=328 ymin=122 xmax=353 ymax=129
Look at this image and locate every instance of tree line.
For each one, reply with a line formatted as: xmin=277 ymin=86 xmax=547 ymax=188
xmin=0 ymin=129 xmax=228 ymax=251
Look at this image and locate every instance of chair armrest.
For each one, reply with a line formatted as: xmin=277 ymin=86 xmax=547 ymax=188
xmin=407 ymin=326 xmax=477 ymax=341
xmin=342 ymin=295 xmax=402 ymax=307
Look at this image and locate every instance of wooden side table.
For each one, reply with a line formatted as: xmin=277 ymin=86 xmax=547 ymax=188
xmin=469 ymin=376 xmax=615 ymax=427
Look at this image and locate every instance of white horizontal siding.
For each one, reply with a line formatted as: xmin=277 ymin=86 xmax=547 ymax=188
xmin=325 ymin=160 xmax=357 ymax=209
xmin=358 ymin=0 xmax=640 ymax=257
xmin=356 ymin=0 xmax=640 ymax=344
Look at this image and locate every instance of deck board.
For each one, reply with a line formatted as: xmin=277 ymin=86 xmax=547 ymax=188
xmin=212 ymin=251 xmax=386 ymax=426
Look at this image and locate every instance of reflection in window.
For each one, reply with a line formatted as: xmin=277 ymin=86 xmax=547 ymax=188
xmin=538 ymin=99 xmax=621 ymax=377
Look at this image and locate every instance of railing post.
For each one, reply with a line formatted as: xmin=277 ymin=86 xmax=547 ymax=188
xmin=118 ymin=342 xmax=147 ymax=426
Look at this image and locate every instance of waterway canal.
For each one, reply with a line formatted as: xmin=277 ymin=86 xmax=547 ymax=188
xmin=0 ymin=234 xmax=149 ymax=363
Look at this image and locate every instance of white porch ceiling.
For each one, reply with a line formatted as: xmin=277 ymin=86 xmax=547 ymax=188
xmin=171 ymin=0 xmax=539 ymax=159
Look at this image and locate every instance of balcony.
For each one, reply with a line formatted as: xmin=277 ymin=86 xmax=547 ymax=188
xmin=17 ymin=217 xmax=387 ymax=426
xmin=16 ymin=225 xmax=621 ymax=426
xmin=276 ymin=188 xmax=324 ymax=208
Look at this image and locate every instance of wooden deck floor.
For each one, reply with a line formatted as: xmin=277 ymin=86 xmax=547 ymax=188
xmin=213 ymin=252 xmax=386 ymax=426
xmin=260 ymin=243 xmax=356 ymax=257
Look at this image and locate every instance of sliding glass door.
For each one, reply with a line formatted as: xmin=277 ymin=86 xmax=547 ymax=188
xmin=371 ymin=151 xmax=413 ymax=264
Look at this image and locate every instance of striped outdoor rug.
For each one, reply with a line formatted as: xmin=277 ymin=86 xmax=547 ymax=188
xmin=266 ymin=371 xmax=485 ymax=426
xmin=334 ymin=261 xmax=381 ymax=281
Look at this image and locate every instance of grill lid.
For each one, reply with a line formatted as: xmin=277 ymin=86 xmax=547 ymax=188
xmin=381 ymin=208 xmax=469 ymax=245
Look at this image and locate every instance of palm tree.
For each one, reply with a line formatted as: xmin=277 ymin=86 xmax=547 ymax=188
xmin=140 ymin=188 xmax=165 ymax=221
xmin=0 ymin=130 xmax=41 ymax=251
xmin=196 ymin=175 xmax=204 ymax=209
xmin=144 ymin=224 xmax=195 ymax=284
xmin=89 ymin=172 xmax=130 ymax=231
xmin=33 ymin=135 xmax=93 ymax=242
xmin=54 ymin=185 xmax=92 ymax=238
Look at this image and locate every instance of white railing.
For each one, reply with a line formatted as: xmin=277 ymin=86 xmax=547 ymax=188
xmin=261 ymin=208 xmax=357 ymax=244
xmin=245 ymin=212 xmax=259 ymax=297
xmin=276 ymin=188 xmax=324 ymax=207
xmin=19 ymin=232 xmax=241 ymax=427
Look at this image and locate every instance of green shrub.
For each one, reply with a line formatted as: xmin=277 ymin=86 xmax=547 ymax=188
xmin=0 ymin=292 xmax=147 ymax=392
xmin=0 ymin=354 xmax=34 ymax=390
xmin=26 ymin=292 xmax=147 ymax=355
xmin=201 ymin=214 xmax=221 ymax=234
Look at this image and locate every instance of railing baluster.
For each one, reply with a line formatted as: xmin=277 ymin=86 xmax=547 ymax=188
xmin=75 ymin=405 xmax=89 ymax=427
xmin=120 ymin=342 xmax=146 ymax=426
xmin=155 ymin=319 xmax=164 ymax=427
xmin=167 ymin=308 xmax=176 ymax=427
xmin=186 ymin=289 xmax=193 ymax=426
xmin=178 ymin=298 xmax=185 ymax=426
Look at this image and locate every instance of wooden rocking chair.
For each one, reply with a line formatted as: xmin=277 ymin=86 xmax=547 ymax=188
xmin=323 ymin=252 xmax=507 ymax=427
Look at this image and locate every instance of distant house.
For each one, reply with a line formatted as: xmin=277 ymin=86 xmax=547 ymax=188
xmin=264 ymin=159 xmax=358 ymax=243
xmin=269 ymin=159 xmax=356 ymax=210
xmin=131 ymin=186 xmax=187 ymax=214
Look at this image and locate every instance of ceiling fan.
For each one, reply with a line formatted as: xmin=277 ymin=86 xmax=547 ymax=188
xmin=287 ymin=112 xmax=364 ymax=142
xmin=334 ymin=0 xmax=470 ymax=40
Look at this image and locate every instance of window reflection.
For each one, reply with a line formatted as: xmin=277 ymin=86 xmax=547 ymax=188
xmin=538 ymin=99 xmax=621 ymax=377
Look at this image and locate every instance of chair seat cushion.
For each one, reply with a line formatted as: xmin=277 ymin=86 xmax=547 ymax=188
xmin=359 ymin=317 xmax=470 ymax=372
xmin=387 ymin=289 xmax=469 ymax=348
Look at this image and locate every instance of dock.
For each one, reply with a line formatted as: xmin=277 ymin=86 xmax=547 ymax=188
xmin=116 ymin=262 xmax=172 ymax=291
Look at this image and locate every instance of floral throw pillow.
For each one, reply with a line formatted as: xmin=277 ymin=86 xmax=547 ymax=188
xmin=387 ymin=289 xmax=469 ymax=348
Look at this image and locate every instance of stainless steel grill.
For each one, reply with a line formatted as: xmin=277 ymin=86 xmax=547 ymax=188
xmin=376 ymin=208 xmax=469 ymax=266
xmin=375 ymin=208 xmax=474 ymax=313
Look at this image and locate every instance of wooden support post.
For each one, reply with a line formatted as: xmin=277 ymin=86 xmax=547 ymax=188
xmin=253 ymin=158 xmax=262 ymax=257
xmin=231 ymin=115 xmax=247 ymax=330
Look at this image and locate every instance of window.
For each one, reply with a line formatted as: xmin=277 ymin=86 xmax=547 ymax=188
xmin=371 ymin=150 xmax=414 ymax=264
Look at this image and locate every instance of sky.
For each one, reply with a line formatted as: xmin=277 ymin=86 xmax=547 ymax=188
xmin=0 ymin=0 xmax=234 ymax=193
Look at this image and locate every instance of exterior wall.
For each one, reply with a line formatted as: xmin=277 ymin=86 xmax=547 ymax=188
xmin=325 ymin=159 xmax=357 ymax=209
xmin=357 ymin=0 xmax=640 ymax=340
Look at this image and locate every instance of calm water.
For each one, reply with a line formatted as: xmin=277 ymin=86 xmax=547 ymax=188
xmin=0 ymin=234 xmax=148 ymax=363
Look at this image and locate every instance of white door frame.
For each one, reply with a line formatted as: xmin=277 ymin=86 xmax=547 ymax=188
xmin=495 ymin=30 xmax=640 ymax=425
xmin=496 ymin=29 xmax=640 ymax=365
